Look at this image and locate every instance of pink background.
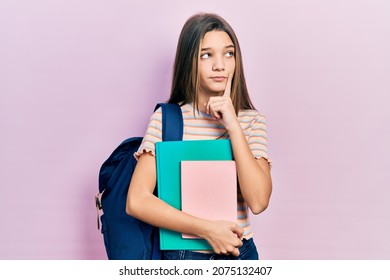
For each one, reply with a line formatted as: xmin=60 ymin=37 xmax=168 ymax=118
xmin=1 ymin=0 xmax=389 ymax=259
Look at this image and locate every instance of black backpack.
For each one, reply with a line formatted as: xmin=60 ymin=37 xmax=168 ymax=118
xmin=96 ymin=103 xmax=183 ymax=259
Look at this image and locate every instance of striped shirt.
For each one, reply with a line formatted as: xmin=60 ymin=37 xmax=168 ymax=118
xmin=134 ymin=103 xmax=271 ymax=240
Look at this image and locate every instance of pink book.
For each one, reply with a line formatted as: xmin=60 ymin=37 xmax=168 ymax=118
xmin=180 ymin=160 xmax=237 ymax=239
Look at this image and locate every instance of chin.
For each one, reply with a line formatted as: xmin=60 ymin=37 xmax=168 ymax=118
xmin=206 ymin=87 xmax=225 ymax=95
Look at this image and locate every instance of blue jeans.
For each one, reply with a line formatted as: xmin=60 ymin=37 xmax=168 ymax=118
xmin=161 ymin=238 xmax=259 ymax=260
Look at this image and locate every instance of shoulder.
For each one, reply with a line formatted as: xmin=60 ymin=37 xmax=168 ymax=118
xmin=145 ymin=107 xmax=163 ymax=128
xmin=147 ymin=103 xmax=190 ymax=121
xmin=151 ymin=106 xmax=162 ymax=118
xmin=151 ymin=103 xmax=189 ymax=117
xmin=238 ymin=109 xmax=267 ymax=124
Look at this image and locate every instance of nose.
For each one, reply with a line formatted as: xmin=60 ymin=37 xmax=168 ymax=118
xmin=212 ymin=55 xmax=225 ymax=71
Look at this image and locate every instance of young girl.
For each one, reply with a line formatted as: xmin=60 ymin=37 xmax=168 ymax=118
xmin=126 ymin=13 xmax=272 ymax=260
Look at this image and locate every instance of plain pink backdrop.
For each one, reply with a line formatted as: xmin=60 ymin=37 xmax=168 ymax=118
xmin=1 ymin=0 xmax=389 ymax=259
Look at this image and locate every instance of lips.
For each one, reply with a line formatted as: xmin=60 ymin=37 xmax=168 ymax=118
xmin=210 ymin=76 xmax=226 ymax=82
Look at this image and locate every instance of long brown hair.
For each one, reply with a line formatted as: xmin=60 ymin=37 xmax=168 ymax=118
xmin=168 ymin=13 xmax=256 ymax=113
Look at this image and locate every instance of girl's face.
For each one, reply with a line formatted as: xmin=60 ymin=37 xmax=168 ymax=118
xmin=197 ymin=30 xmax=236 ymax=97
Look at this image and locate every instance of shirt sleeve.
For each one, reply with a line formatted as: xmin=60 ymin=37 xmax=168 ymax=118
xmin=248 ymin=113 xmax=272 ymax=168
xmin=134 ymin=108 xmax=163 ymax=160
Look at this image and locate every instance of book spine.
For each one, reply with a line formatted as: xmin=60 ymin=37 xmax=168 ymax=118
xmin=155 ymin=143 xmax=165 ymax=249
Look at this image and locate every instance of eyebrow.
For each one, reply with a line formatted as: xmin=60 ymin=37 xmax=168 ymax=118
xmin=200 ymin=45 xmax=235 ymax=51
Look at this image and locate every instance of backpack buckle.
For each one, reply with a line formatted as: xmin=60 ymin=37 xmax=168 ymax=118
xmin=95 ymin=194 xmax=102 ymax=210
xmin=95 ymin=194 xmax=102 ymax=230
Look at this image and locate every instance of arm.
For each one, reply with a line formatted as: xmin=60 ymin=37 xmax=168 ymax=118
xmin=206 ymin=76 xmax=272 ymax=214
xmin=126 ymin=152 xmax=244 ymax=255
xmin=227 ymin=125 xmax=272 ymax=214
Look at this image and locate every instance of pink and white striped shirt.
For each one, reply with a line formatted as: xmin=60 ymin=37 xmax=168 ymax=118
xmin=135 ymin=103 xmax=271 ymax=240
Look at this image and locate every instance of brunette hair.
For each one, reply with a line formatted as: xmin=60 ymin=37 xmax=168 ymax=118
xmin=168 ymin=13 xmax=256 ymax=113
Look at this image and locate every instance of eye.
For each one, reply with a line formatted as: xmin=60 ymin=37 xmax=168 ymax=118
xmin=200 ymin=53 xmax=211 ymax=59
xmin=225 ymin=51 xmax=235 ymax=57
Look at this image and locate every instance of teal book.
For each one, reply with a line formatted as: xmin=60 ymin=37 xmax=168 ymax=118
xmin=155 ymin=139 xmax=234 ymax=250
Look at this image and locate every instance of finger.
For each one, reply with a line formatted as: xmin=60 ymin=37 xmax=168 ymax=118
xmin=208 ymin=99 xmax=227 ymax=108
xmin=207 ymin=102 xmax=224 ymax=120
xmin=235 ymin=238 xmax=243 ymax=248
xmin=231 ymin=247 xmax=240 ymax=257
xmin=231 ymin=225 xmax=244 ymax=238
xmin=237 ymin=229 xmax=244 ymax=238
xmin=209 ymin=108 xmax=221 ymax=120
xmin=208 ymin=103 xmax=225 ymax=114
xmin=205 ymin=99 xmax=217 ymax=115
xmin=223 ymin=73 xmax=233 ymax=98
xmin=208 ymin=101 xmax=229 ymax=120
xmin=206 ymin=96 xmax=219 ymax=113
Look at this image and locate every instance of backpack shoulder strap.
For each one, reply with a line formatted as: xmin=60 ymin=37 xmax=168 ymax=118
xmin=154 ymin=103 xmax=183 ymax=141
xmin=151 ymin=102 xmax=183 ymax=260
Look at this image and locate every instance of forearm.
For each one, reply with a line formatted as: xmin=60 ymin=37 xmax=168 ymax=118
xmin=128 ymin=189 xmax=208 ymax=238
xmin=228 ymin=125 xmax=272 ymax=214
xmin=128 ymin=190 xmax=243 ymax=254
xmin=126 ymin=153 xmax=220 ymax=239
xmin=126 ymin=152 xmax=244 ymax=255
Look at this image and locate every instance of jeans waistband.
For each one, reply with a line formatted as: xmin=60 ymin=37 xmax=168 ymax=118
xmin=162 ymin=238 xmax=258 ymax=260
